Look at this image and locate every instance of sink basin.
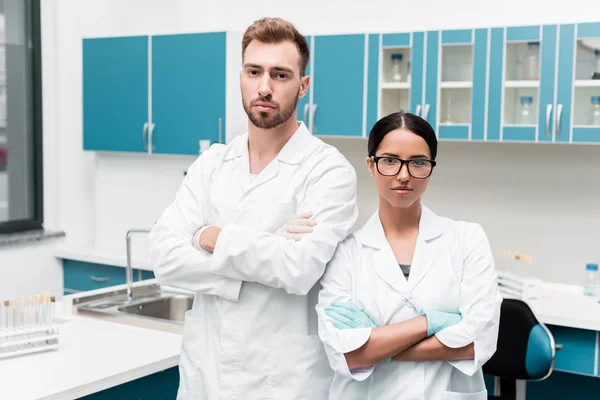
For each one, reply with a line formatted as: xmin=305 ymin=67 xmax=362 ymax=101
xmin=72 ymin=284 xmax=194 ymax=331
xmin=118 ymin=295 xmax=193 ymax=322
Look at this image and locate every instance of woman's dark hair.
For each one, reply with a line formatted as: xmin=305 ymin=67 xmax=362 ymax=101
xmin=367 ymin=112 xmax=438 ymax=160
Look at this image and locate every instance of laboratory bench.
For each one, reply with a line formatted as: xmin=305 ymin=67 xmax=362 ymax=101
xmin=0 ymin=280 xmax=183 ymax=400
xmin=53 ymin=250 xmax=600 ymax=399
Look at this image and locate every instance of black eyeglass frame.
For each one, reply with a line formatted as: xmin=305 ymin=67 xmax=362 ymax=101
xmin=370 ymin=156 xmax=437 ymax=179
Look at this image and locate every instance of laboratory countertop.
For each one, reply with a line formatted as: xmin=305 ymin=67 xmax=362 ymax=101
xmin=55 ymin=247 xmax=153 ymax=271
xmin=0 ymin=282 xmax=183 ymax=400
xmin=537 ymin=282 xmax=600 ymax=332
xmin=53 ymin=246 xmax=600 ymax=332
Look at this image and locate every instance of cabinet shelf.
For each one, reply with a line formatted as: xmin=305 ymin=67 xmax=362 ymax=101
xmin=505 ymin=80 xmax=540 ymax=88
xmin=440 ymin=81 xmax=472 ymax=89
xmin=381 ymin=82 xmax=411 ymax=89
xmin=574 ymin=80 xmax=600 ymax=88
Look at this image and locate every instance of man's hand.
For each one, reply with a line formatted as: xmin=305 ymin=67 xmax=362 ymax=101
xmin=274 ymin=212 xmax=317 ymax=241
xmin=199 ymin=226 xmax=222 ymax=253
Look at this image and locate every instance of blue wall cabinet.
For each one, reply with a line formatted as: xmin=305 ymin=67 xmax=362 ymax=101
xmin=570 ymin=22 xmax=600 ymax=143
xmin=83 ymin=32 xmax=246 ymax=155
xmin=83 ymin=36 xmax=149 ymax=152
xmin=152 ymin=33 xmax=226 ymax=155
xmin=311 ymin=34 xmax=367 ymax=137
xmin=377 ymin=32 xmax=425 ymax=131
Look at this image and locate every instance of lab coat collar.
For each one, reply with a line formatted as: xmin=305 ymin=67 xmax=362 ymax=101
xmin=355 ymin=205 xmax=443 ymax=250
xmin=223 ymin=121 xmax=312 ymax=165
xmin=355 ymin=205 xmax=444 ymax=296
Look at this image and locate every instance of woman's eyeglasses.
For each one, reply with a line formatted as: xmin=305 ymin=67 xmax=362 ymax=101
xmin=370 ymin=156 xmax=436 ymax=179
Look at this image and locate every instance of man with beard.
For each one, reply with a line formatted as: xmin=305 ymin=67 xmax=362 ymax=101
xmin=149 ymin=17 xmax=358 ymax=400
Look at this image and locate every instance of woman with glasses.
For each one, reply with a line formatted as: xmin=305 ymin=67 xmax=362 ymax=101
xmin=316 ymin=112 xmax=502 ymax=399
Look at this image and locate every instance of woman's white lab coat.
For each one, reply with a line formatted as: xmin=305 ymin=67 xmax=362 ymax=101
xmin=317 ymin=206 xmax=502 ymax=400
xmin=149 ymin=123 xmax=358 ymax=400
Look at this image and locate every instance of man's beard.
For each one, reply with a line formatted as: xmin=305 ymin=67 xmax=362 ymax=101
xmin=243 ymin=90 xmax=299 ymax=129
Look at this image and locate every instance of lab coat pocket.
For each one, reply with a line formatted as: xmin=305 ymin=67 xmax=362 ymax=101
xmin=442 ymin=389 xmax=487 ymax=400
xmin=267 ymin=334 xmax=333 ymax=400
xmin=178 ymin=311 xmax=203 ymax=396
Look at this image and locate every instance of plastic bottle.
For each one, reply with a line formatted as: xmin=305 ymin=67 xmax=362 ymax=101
xmin=390 ymin=53 xmax=404 ymax=82
xmin=517 ymin=96 xmax=535 ymax=125
xmin=583 ymin=263 xmax=599 ymax=296
xmin=590 ymin=96 xmax=600 ymax=126
xmin=524 ymin=42 xmax=540 ymax=80
xmin=592 ymin=49 xmax=600 ymax=80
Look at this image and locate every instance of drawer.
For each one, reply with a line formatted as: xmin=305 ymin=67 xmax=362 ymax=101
xmin=547 ymin=325 xmax=597 ymax=375
xmin=63 ymin=260 xmax=128 ymax=292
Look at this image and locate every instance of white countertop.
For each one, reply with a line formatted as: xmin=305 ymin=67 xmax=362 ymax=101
xmin=537 ymin=282 xmax=600 ymax=332
xmin=0 ymin=283 xmax=183 ymax=400
xmin=55 ymin=247 xmax=153 ymax=271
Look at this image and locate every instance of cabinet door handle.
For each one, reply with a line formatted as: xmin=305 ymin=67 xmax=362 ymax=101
xmin=555 ymin=104 xmax=563 ymax=139
xmin=423 ymin=104 xmax=430 ymax=121
xmin=90 ymin=275 xmax=110 ymax=282
xmin=303 ymin=103 xmax=309 ymax=125
xmin=415 ymin=104 xmax=422 ymax=117
xmin=309 ymin=104 xmax=317 ymax=134
xmin=148 ymin=122 xmax=155 ymax=154
xmin=545 ymin=104 xmax=553 ymax=138
xmin=218 ymin=118 xmax=223 ymax=143
xmin=142 ymin=122 xmax=149 ymax=150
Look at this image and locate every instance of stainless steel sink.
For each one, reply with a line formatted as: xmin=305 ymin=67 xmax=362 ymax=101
xmin=72 ymin=283 xmax=193 ymax=333
xmin=118 ymin=294 xmax=193 ymax=322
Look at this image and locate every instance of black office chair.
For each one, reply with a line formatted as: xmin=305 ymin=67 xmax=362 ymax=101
xmin=483 ymin=299 xmax=560 ymax=400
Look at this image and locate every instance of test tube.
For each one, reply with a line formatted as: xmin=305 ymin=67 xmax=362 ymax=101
xmin=49 ymin=296 xmax=56 ymax=331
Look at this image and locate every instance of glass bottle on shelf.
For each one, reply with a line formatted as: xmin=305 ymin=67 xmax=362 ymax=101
xmin=390 ymin=53 xmax=404 ymax=82
xmin=442 ymin=96 xmax=453 ymax=123
xmin=524 ymin=42 xmax=540 ymax=80
xmin=590 ymin=96 xmax=600 ymax=126
xmin=406 ymin=61 xmax=411 ymax=83
xmin=592 ymin=49 xmax=600 ymax=80
xmin=517 ymin=96 xmax=535 ymax=125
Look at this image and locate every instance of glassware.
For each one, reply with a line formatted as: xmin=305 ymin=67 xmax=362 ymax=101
xmin=442 ymin=96 xmax=453 ymax=123
xmin=592 ymin=49 xmax=600 ymax=80
xmin=390 ymin=53 xmax=404 ymax=82
xmin=590 ymin=96 xmax=600 ymax=126
xmin=517 ymin=96 xmax=535 ymax=125
xmin=524 ymin=42 xmax=540 ymax=80
xmin=583 ymin=263 xmax=599 ymax=297
xmin=406 ymin=61 xmax=411 ymax=83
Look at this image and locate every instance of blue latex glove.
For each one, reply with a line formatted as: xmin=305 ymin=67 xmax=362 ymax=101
xmin=324 ymin=302 xmax=377 ymax=330
xmin=325 ymin=302 xmax=392 ymax=363
xmin=419 ymin=309 xmax=462 ymax=337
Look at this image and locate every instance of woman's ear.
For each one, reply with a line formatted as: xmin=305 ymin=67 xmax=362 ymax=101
xmin=366 ymin=157 xmax=374 ymax=178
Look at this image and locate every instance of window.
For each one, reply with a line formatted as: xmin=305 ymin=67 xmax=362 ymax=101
xmin=0 ymin=0 xmax=42 ymax=234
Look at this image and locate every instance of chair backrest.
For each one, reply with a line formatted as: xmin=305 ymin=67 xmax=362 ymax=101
xmin=482 ymin=299 xmax=555 ymax=381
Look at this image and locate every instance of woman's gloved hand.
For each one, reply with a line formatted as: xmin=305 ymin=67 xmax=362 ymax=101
xmin=324 ymin=302 xmax=378 ymax=330
xmin=419 ymin=309 xmax=462 ymax=337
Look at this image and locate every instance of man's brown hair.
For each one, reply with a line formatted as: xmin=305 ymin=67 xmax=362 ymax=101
xmin=242 ymin=17 xmax=310 ymax=77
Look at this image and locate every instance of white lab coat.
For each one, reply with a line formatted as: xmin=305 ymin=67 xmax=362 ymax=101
xmin=317 ymin=206 xmax=502 ymax=400
xmin=149 ymin=122 xmax=358 ymax=400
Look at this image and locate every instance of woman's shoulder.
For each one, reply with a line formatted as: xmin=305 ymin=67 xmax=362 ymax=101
xmin=434 ymin=212 xmax=490 ymax=247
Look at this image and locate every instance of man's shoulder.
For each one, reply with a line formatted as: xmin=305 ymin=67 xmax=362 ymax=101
xmin=304 ymin=135 xmax=354 ymax=169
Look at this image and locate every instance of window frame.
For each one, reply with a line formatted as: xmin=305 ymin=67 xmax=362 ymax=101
xmin=0 ymin=0 xmax=43 ymax=234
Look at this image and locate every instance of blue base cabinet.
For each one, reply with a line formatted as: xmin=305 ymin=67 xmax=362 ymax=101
xmin=63 ymin=259 xmax=155 ymax=295
xmin=83 ymin=32 xmax=246 ymax=155
xmin=79 ymin=366 xmax=179 ymax=400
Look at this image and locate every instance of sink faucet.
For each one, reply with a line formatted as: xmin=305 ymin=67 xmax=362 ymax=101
xmin=125 ymin=228 xmax=152 ymax=301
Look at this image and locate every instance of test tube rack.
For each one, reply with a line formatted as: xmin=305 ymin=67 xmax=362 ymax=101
xmin=0 ymin=323 xmax=59 ymax=359
xmin=0 ymin=292 xmax=59 ymax=360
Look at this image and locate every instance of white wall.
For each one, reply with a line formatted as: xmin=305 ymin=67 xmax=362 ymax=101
xmin=4 ymin=0 xmax=598 ymax=296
